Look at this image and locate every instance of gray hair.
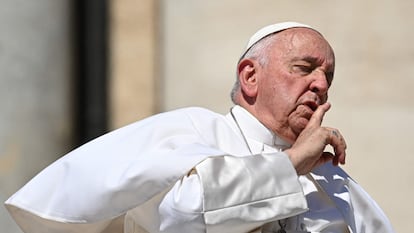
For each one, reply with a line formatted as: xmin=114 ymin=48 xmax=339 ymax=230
xmin=230 ymin=33 xmax=278 ymax=104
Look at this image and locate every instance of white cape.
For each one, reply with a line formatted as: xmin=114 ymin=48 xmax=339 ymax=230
xmin=5 ymin=107 xmax=394 ymax=233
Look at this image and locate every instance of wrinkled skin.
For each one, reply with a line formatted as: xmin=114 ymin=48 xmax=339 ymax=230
xmin=237 ymin=28 xmax=346 ymax=175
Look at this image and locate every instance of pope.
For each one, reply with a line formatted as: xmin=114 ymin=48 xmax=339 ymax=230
xmin=5 ymin=22 xmax=394 ymax=233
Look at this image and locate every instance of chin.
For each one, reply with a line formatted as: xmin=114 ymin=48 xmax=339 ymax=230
xmin=290 ymin=119 xmax=308 ymax=134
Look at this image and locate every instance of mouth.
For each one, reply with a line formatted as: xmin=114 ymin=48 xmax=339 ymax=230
xmin=303 ymin=100 xmax=318 ymax=112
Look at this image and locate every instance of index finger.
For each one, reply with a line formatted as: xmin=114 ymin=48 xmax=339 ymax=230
xmin=307 ymin=102 xmax=331 ymax=127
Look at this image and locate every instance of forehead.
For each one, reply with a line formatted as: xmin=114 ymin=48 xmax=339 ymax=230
xmin=271 ymin=28 xmax=335 ymax=65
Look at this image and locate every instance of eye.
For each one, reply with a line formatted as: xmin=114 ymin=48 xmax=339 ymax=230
xmin=292 ymin=64 xmax=313 ymax=75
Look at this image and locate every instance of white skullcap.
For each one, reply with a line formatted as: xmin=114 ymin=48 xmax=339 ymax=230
xmin=240 ymin=21 xmax=314 ymax=59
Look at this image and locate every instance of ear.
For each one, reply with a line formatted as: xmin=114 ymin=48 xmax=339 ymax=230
xmin=237 ymin=58 xmax=258 ymax=98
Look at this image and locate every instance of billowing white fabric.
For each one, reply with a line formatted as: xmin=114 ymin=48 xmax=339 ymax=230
xmin=6 ymin=107 xmax=229 ymax=232
xmin=5 ymin=106 xmax=394 ymax=233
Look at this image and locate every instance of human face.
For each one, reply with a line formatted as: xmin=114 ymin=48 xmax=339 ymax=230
xmin=253 ymin=28 xmax=335 ymax=144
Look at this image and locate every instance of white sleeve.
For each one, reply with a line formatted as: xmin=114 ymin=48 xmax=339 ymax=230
xmin=158 ymin=152 xmax=307 ymax=233
xmin=158 ymin=174 xmax=205 ymax=233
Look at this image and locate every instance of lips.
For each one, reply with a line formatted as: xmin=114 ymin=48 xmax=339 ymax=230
xmin=303 ymin=100 xmax=318 ymax=111
xmin=294 ymin=100 xmax=319 ymax=121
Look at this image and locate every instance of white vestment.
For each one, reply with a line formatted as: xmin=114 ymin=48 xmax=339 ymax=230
xmin=5 ymin=106 xmax=394 ymax=233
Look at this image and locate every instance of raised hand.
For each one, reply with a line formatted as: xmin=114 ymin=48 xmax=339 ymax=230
xmin=285 ymin=103 xmax=347 ymax=175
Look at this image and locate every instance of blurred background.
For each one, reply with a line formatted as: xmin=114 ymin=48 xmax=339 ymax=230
xmin=1 ymin=0 xmax=413 ymax=232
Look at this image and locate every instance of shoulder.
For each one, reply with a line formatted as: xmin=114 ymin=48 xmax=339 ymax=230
xmin=173 ymin=106 xmax=223 ymax=117
xmin=148 ymin=107 xmax=226 ymax=126
xmin=111 ymin=107 xmax=228 ymax=142
xmin=118 ymin=107 xmax=221 ymax=129
xmin=142 ymin=106 xmax=222 ymax=120
xmin=100 ymin=107 xmax=235 ymax=151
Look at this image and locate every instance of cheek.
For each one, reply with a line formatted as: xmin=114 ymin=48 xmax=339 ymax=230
xmin=272 ymin=83 xmax=300 ymax=109
xmin=258 ymin=72 xmax=303 ymax=110
xmin=262 ymin=84 xmax=290 ymax=108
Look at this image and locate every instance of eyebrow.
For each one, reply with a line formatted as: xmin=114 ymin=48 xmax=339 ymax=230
xmin=293 ymin=55 xmax=334 ymax=70
xmin=292 ymin=56 xmax=323 ymax=64
xmin=292 ymin=55 xmax=335 ymax=80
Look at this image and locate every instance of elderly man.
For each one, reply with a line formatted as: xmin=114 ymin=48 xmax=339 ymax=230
xmin=6 ymin=22 xmax=394 ymax=233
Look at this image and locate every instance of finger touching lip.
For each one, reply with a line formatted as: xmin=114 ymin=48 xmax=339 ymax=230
xmin=303 ymin=100 xmax=318 ymax=111
xmin=296 ymin=104 xmax=314 ymax=119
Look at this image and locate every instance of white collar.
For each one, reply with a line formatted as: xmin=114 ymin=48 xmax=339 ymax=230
xmin=228 ymin=105 xmax=291 ymax=152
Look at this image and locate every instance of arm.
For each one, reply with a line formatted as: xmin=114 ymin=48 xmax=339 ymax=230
xmin=158 ymin=152 xmax=307 ymax=233
xmin=157 ymin=104 xmax=348 ymax=233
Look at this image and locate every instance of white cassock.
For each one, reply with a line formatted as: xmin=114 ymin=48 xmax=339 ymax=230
xmin=5 ymin=106 xmax=394 ymax=233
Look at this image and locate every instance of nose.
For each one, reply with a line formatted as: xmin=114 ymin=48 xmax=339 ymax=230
xmin=309 ymin=69 xmax=329 ymax=98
